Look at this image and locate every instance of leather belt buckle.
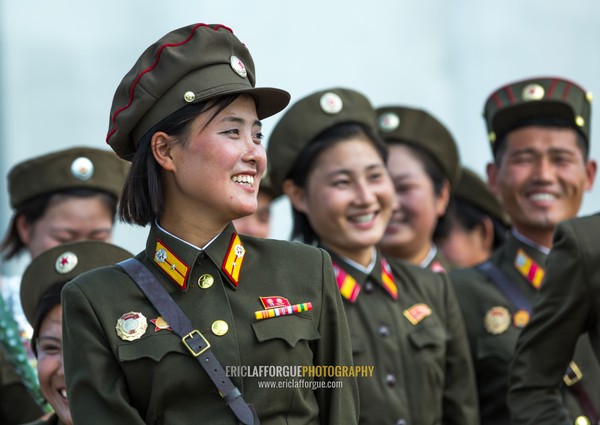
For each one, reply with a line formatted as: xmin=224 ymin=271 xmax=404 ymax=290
xmin=564 ymin=361 xmax=583 ymax=387
xmin=182 ymin=329 xmax=211 ymax=357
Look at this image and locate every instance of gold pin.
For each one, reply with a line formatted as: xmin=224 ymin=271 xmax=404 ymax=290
xmin=198 ymin=274 xmax=214 ymax=289
xmin=183 ymin=91 xmax=196 ymax=103
xmin=211 ymin=320 xmax=229 ymax=336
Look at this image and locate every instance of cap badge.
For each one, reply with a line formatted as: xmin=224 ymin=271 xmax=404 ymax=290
xmin=403 ymin=303 xmax=432 ymax=325
xmin=222 ymin=234 xmax=246 ymax=287
xmin=230 ymin=55 xmax=247 ymax=78
xmin=484 ymin=306 xmax=511 ymax=335
xmin=378 ymin=112 xmax=400 ymax=132
xmin=150 ymin=316 xmax=172 ymax=332
xmin=522 ymin=84 xmax=545 ymax=101
xmin=70 ymin=157 xmax=94 ymax=181
xmin=55 ymin=251 xmax=78 ymax=274
xmin=116 ymin=311 xmax=148 ymax=341
xmin=320 ymin=92 xmax=343 ymax=114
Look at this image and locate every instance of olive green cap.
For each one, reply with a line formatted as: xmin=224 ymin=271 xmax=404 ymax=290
xmin=20 ymin=241 xmax=133 ymax=327
xmin=483 ymin=76 xmax=592 ymax=152
xmin=8 ymin=146 xmax=130 ymax=209
xmin=106 ymin=23 xmax=290 ymax=161
xmin=454 ymin=167 xmax=511 ymax=227
xmin=267 ymin=87 xmax=377 ymax=193
xmin=376 ymin=106 xmax=461 ymax=189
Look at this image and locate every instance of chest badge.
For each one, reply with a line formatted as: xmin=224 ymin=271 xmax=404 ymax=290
xmin=259 ymin=296 xmax=291 ymax=309
xmin=116 ymin=312 xmax=148 ymax=341
xmin=150 ymin=316 xmax=172 ymax=332
xmin=403 ymin=303 xmax=432 ymax=325
xmin=484 ymin=306 xmax=511 ymax=335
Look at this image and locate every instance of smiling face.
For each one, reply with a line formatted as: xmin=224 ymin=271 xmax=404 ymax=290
xmin=37 ymin=304 xmax=71 ymax=425
xmin=379 ymin=144 xmax=449 ymax=264
xmin=156 ymin=95 xmax=266 ymax=232
xmin=286 ymin=136 xmax=395 ymax=266
xmin=487 ymin=126 xmax=596 ymax=244
xmin=17 ymin=195 xmax=114 ymax=259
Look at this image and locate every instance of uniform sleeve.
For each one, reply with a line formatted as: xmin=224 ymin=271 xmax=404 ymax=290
xmin=313 ymin=248 xmax=359 ymax=424
xmin=439 ymin=272 xmax=480 ymax=425
xmin=62 ymin=279 xmax=146 ymax=424
xmin=508 ymin=219 xmax=594 ymax=425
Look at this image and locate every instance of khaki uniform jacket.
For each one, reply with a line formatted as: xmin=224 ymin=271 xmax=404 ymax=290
xmin=327 ymin=249 xmax=478 ymax=425
xmin=62 ymin=223 xmax=358 ymax=425
xmin=450 ymin=232 xmax=600 ymax=425
xmin=509 ymin=214 xmax=600 ymax=424
xmin=0 ymin=345 xmax=43 ymax=424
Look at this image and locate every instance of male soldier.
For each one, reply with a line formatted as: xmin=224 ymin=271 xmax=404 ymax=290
xmin=449 ymin=76 xmax=598 ymax=425
xmin=509 ymin=213 xmax=600 ymax=424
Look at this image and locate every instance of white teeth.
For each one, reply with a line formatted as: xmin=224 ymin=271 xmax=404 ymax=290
xmin=352 ymin=213 xmax=375 ymax=223
xmin=60 ymin=389 xmax=67 ymax=399
xmin=232 ymin=175 xmax=254 ymax=186
xmin=529 ymin=193 xmax=556 ymax=202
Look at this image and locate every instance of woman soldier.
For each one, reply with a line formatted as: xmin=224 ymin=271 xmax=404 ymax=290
xmin=267 ymin=87 xmax=478 ymax=425
xmin=0 ymin=146 xmax=128 ymax=423
xmin=375 ymin=107 xmax=461 ymax=272
xmin=20 ymin=241 xmax=133 ymax=425
xmin=61 ymin=24 xmax=357 ymax=425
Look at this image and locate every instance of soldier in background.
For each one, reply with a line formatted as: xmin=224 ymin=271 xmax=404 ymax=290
xmin=439 ymin=167 xmax=510 ymax=268
xmin=449 ymin=76 xmax=598 ymax=425
xmin=232 ymin=176 xmax=277 ymax=238
xmin=376 ymin=106 xmax=461 ymax=272
xmin=20 ymin=241 xmax=132 ymax=425
xmin=0 ymin=146 xmax=128 ymax=423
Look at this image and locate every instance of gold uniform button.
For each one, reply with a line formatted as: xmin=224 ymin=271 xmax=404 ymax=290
xmin=575 ymin=416 xmax=590 ymax=425
xmin=211 ymin=320 xmax=229 ymax=336
xmin=198 ymin=274 xmax=214 ymax=289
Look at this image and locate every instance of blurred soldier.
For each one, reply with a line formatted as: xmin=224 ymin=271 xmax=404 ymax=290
xmin=439 ymin=167 xmax=510 ymax=268
xmin=20 ymin=241 xmax=132 ymax=425
xmin=0 ymin=146 xmax=128 ymax=422
xmin=232 ymin=176 xmax=277 ymax=238
xmin=376 ymin=106 xmax=461 ymax=272
xmin=450 ymin=76 xmax=598 ymax=425
xmin=510 ymin=213 xmax=600 ymax=424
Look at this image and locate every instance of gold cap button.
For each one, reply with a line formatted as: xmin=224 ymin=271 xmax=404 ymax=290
xmin=211 ymin=320 xmax=228 ymax=336
xmin=198 ymin=274 xmax=214 ymax=289
xmin=575 ymin=416 xmax=590 ymax=425
xmin=183 ymin=91 xmax=196 ymax=103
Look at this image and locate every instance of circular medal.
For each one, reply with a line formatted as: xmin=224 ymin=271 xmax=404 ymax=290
xmin=513 ymin=309 xmax=530 ymax=328
xmin=116 ymin=312 xmax=148 ymax=341
xmin=484 ymin=306 xmax=511 ymax=335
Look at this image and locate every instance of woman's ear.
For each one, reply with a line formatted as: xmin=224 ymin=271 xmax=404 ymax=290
xmin=435 ymin=179 xmax=451 ymax=216
xmin=283 ymin=179 xmax=309 ymax=214
xmin=479 ymin=216 xmax=495 ymax=252
xmin=151 ymin=132 xmax=177 ymax=172
xmin=15 ymin=214 xmax=31 ymax=246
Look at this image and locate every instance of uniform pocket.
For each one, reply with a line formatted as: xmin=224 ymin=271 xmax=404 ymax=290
xmin=251 ymin=315 xmax=320 ymax=348
xmin=477 ymin=332 xmax=517 ymax=362
xmin=117 ymin=333 xmax=189 ymax=362
xmin=408 ymin=324 xmax=447 ymax=349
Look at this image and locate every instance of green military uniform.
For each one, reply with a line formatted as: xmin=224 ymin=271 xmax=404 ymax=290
xmin=509 ymin=213 xmax=600 ymax=424
xmin=24 ymin=414 xmax=64 ymax=425
xmin=267 ymin=87 xmax=477 ymax=424
xmin=0 ymin=343 xmax=43 ymax=424
xmin=376 ymin=106 xmax=462 ymax=273
xmin=450 ymin=233 xmax=600 ymax=424
xmin=450 ymin=76 xmax=599 ymax=425
xmin=63 ymin=223 xmax=357 ymax=424
xmin=326 ymin=248 xmax=477 ymax=425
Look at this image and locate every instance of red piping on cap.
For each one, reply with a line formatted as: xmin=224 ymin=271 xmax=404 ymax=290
xmin=547 ymin=78 xmax=558 ymax=98
xmin=562 ymin=81 xmax=572 ymax=100
xmin=492 ymin=92 xmax=502 ymax=108
xmin=505 ymin=86 xmax=516 ymax=104
xmin=106 ymin=23 xmax=234 ymax=144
